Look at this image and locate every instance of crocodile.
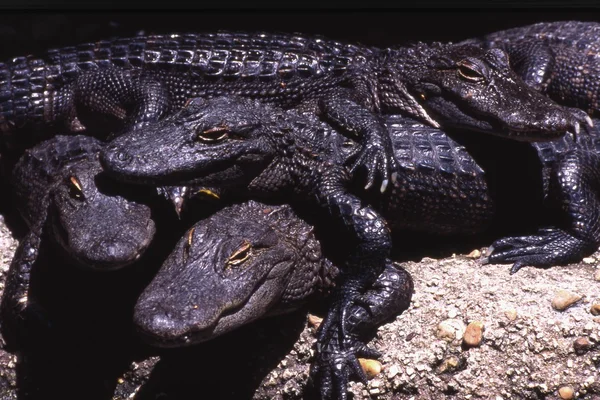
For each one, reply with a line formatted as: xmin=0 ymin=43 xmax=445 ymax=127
xmin=133 ymin=199 xmax=413 ymax=398
xmin=0 ymin=31 xmax=593 ymax=194
xmin=1 ymin=134 xmax=157 ymax=345
xmin=462 ymin=20 xmax=600 ymax=117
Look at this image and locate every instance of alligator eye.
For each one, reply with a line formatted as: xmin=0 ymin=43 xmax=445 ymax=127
xmin=226 ymin=240 xmax=252 ymax=267
xmin=195 ymin=125 xmax=229 ymax=142
xmin=183 ymin=227 xmax=195 ymax=262
xmin=67 ymin=176 xmax=85 ymax=200
xmin=457 ymin=61 xmax=484 ymax=82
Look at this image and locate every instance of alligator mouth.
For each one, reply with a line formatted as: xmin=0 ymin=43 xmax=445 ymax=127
xmin=52 ymin=218 xmax=156 ymax=271
xmin=134 ymin=257 xmax=290 ymax=348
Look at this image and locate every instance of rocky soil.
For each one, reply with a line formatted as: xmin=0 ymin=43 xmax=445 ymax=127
xmin=0 ymin=213 xmax=598 ymax=400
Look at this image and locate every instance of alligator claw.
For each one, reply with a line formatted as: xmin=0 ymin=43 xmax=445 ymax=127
xmin=485 ymin=228 xmax=593 ymax=273
xmin=586 ymin=114 xmax=594 ymax=128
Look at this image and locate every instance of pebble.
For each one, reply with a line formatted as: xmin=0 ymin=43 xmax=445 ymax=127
xmin=551 ymin=290 xmax=583 ymax=311
xmin=358 ymin=358 xmax=381 ymax=379
xmin=436 ymin=356 xmax=461 ymax=374
xmin=437 ymin=319 xmax=466 ymax=341
xmin=591 ymin=303 xmax=600 ymax=316
xmin=504 ymin=308 xmax=518 ymax=321
xmin=386 ymin=365 xmax=400 ymax=379
xmin=558 ymin=385 xmax=575 ymax=399
xmin=594 ymin=269 xmax=600 ymax=282
xmin=582 ymin=257 xmax=596 ymax=264
xmin=573 ymin=337 xmax=592 ymax=354
xmin=466 ymin=249 xmax=481 ymax=259
xmin=463 ymin=321 xmax=485 ymax=347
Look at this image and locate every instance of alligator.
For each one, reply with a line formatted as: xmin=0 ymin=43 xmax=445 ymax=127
xmin=463 ymin=20 xmax=600 ymax=116
xmin=100 ymin=95 xmax=600 ymax=398
xmin=1 ymin=134 xmax=157 ymax=346
xmin=133 ymin=199 xmax=414 ymax=398
xmin=0 ymin=31 xmax=593 ymax=194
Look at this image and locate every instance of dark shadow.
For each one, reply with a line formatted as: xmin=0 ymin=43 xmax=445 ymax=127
xmin=131 ymin=309 xmax=308 ymax=400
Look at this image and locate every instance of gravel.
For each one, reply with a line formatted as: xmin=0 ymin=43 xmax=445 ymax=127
xmin=0 ymin=213 xmax=599 ymax=400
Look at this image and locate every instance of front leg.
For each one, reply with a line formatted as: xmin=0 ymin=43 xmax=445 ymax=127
xmin=311 ymin=262 xmax=414 ymax=400
xmin=308 ymin=168 xmax=393 ymax=399
xmin=66 ymin=68 xmax=171 ymax=135
xmin=319 ymin=91 xmax=398 ymax=193
xmin=0 ymin=229 xmax=47 ymax=350
xmin=484 ymin=149 xmax=600 ymax=273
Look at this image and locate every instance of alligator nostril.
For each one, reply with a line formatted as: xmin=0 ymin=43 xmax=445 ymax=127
xmin=117 ymin=151 xmax=130 ymax=162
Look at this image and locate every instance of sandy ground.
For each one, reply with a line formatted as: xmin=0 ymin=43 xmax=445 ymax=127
xmin=0 ymin=211 xmax=598 ymax=400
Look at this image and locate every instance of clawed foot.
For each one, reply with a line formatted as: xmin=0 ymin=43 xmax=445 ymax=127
xmin=346 ymin=139 xmax=398 ymax=194
xmin=310 ymin=338 xmax=381 ymax=400
xmin=310 ymin=294 xmax=379 ymax=400
xmin=481 ymin=228 xmax=593 ymax=274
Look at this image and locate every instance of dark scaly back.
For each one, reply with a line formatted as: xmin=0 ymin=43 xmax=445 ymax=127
xmin=0 ymin=32 xmax=376 ymax=141
xmin=371 ymin=115 xmax=493 ymax=234
xmin=472 ymin=21 xmax=600 ymax=115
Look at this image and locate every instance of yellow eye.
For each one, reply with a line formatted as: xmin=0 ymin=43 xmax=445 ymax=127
xmin=457 ymin=62 xmax=484 ymax=82
xmin=226 ymin=240 xmax=252 ymax=267
xmin=196 ymin=125 xmax=229 ymax=142
xmin=68 ymin=176 xmax=85 ymax=200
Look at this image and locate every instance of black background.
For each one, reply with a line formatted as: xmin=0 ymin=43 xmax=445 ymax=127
xmin=0 ymin=11 xmax=600 ymax=61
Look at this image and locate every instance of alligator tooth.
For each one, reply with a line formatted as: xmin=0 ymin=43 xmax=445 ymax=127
xmin=574 ymin=122 xmax=580 ymax=135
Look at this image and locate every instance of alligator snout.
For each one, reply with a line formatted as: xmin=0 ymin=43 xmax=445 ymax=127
xmin=100 ymin=143 xmax=134 ymax=171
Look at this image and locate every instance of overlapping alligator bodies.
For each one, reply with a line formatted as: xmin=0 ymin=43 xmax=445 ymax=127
xmin=1 ymin=135 xmax=156 ymax=345
xmin=0 ymin=20 xmax=599 ymax=400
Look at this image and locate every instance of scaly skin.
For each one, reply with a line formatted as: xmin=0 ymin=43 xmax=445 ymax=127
xmin=464 ymin=20 xmax=600 ymax=116
xmin=0 ymin=31 xmax=593 ymax=193
xmin=133 ymin=200 xmax=413 ymax=400
xmin=100 ymin=95 xmax=399 ymax=399
xmin=1 ymin=135 xmax=156 ymax=349
xmin=101 ymin=94 xmax=600 ymax=274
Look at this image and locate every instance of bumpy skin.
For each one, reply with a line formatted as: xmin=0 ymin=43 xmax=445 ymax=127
xmin=102 ymin=94 xmax=600 ymax=272
xmin=134 ymin=200 xmax=413 ymax=400
xmin=100 ymin=96 xmax=401 ymax=399
xmin=0 ymin=32 xmax=593 ymax=193
xmin=484 ymin=129 xmax=600 ymax=273
xmin=464 ymin=20 xmax=600 ymax=116
xmin=135 ymin=200 xmax=340 ymax=346
xmin=1 ymin=135 xmax=156 ymax=345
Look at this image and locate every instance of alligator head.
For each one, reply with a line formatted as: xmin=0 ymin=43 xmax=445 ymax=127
xmin=49 ymin=154 xmax=156 ymax=270
xmin=100 ymin=96 xmax=293 ymax=186
xmin=384 ymin=42 xmax=592 ymax=141
xmin=134 ymin=200 xmax=334 ymax=347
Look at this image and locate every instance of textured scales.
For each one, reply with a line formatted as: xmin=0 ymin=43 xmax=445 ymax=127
xmin=0 ymin=31 xmax=594 ymax=194
xmin=133 ymin=200 xmax=413 ymax=399
xmin=1 ymin=135 xmax=156 ymax=349
xmin=465 ymin=20 xmax=600 ymax=116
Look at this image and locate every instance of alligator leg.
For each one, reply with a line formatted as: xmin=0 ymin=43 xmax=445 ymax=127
xmin=307 ymin=167 xmax=394 ymax=399
xmin=67 ymin=68 xmax=171 ymax=134
xmin=310 ymin=262 xmax=413 ymax=400
xmin=0 ymin=227 xmax=49 ymax=350
xmin=318 ymin=87 xmax=398 ymax=193
xmin=484 ymin=149 xmax=600 ymax=274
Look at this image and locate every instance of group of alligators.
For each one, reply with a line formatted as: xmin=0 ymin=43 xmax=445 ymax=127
xmin=1 ymin=20 xmax=600 ymax=399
